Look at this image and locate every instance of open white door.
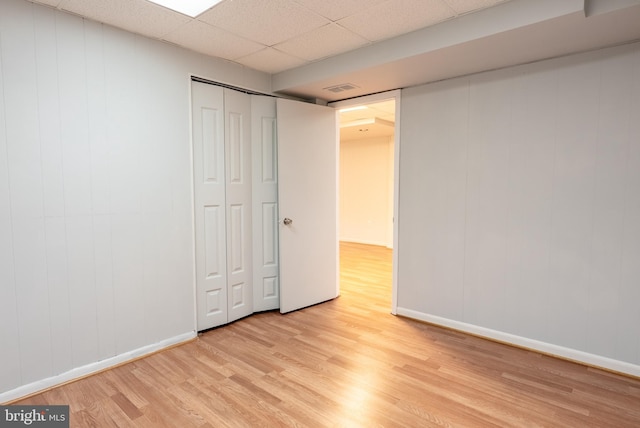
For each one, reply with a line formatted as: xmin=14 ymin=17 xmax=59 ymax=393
xmin=277 ymin=99 xmax=338 ymax=313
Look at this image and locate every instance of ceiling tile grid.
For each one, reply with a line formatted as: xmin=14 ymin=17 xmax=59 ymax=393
xmin=291 ymin=0 xmax=388 ymax=21
xmin=163 ymin=20 xmax=264 ymax=60
xmin=274 ymin=23 xmax=370 ymax=62
xmin=29 ymin=0 xmax=62 ymax=6
xmin=444 ymin=0 xmax=509 ymax=15
xmin=234 ymin=47 xmax=308 ymax=74
xmin=337 ymin=0 xmax=458 ymax=42
xmin=197 ymin=0 xmax=330 ymax=46
xmin=59 ymin=0 xmax=191 ymax=39
xmin=29 ymin=0 xmax=514 ymax=74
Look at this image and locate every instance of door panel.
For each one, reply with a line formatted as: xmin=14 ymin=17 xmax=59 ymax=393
xmin=206 ymin=288 xmax=223 ymax=317
xmin=262 ymin=203 xmax=278 ymax=265
xmin=224 ymin=89 xmax=253 ymax=323
xmin=228 ymin=112 xmax=244 ymax=182
xmin=192 ymin=82 xmax=227 ymax=329
xmin=203 ymin=205 xmax=224 ymax=278
xmin=277 ymin=99 xmax=338 ymax=313
xmin=251 ymin=96 xmax=280 ymax=311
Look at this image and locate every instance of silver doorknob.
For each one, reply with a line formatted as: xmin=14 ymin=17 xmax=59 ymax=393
xmin=283 ymin=218 xmax=293 ymax=225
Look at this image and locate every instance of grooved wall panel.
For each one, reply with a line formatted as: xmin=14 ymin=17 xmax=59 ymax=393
xmin=398 ymin=79 xmax=468 ymax=322
xmin=0 ymin=0 xmax=270 ymax=398
xmin=399 ymin=42 xmax=640 ymax=370
xmin=1 ymin=0 xmax=52 ymax=387
xmin=0 ymin=23 xmax=21 ymax=392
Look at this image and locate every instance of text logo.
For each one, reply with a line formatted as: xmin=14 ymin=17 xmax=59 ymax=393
xmin=0 ymin=406 xmax=69 ymax=428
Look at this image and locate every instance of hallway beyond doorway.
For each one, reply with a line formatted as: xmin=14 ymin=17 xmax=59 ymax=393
xmin=340 ymin=241 xmax=392 ymax=310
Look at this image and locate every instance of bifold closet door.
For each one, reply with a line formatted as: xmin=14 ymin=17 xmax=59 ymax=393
xmin=192 ymin=82 xmax=253 ymax=330
xmin=224 ymin=88 xmax=253 ymax=323
xmin=251 ymin=95 xmax=279 ymax=312
xmin=192 ymin=82 xmax=228 ymax=330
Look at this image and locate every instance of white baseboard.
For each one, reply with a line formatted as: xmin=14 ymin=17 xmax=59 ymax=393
xmin=396 ymin=307 xmax=640 ymax=378
xmin=340 ymin=238 xmax=392 ymax=248
xmin=0 ymin=331 xmax=197 ymax=404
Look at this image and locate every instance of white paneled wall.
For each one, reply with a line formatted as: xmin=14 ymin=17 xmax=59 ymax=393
xmin=340 ymin=136 xmax=394 ymax=247
xmin=398 ymin=42 xmax=640 ymax=375
xmin=0 ymin=0 xmax=270 ymax=400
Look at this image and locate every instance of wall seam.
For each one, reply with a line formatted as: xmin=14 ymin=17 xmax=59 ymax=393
xmin=0 ymin=5 xmax=22 ymax=391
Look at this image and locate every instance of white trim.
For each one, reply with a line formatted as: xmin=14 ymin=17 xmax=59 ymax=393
xmin=188 ymin=76 xmax=199 ymax=333
xmin=0 ymin=331 xmax=196 ymax=404
xmin=391 ymin=92 xmax=401 ymax=315
xmin=328 ymin=90 xmax=401 ymax=109
xmin=396 ymin=307 xmax=640 ymax=378
xmin=329 ymin=89 xmax=401 ymax=316
xmin=339 ymin=238 xmax=392 ymax=248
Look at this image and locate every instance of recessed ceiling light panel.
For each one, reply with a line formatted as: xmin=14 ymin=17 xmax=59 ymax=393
xmin=147 ymin=0 xmax=223 ymax=17
xmin=339 ymin=106 xmax=367 ymax=113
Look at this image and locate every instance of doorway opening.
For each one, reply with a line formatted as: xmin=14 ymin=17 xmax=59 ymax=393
xmin=330 ymin=91 xmax=400 ymax=314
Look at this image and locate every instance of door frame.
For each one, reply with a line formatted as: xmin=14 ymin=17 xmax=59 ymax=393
xmin=328 ymin=89 xmax=401 ymax=315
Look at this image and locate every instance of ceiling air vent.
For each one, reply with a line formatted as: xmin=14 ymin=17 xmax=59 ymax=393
xmin=324 ymin=83 xmax=359 ymax=93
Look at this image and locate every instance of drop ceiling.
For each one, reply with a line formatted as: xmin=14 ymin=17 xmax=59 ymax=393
xmin=340 ymin=100 xmax=396 ymax=141
xmin=29 ymin=0 xmax=640 ymax=102
xmin=30 ymin=0 xmax=510 ymax=74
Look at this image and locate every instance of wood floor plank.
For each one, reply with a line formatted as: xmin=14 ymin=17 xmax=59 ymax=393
xmin=12 ymin=242 xmax=640 ymax=427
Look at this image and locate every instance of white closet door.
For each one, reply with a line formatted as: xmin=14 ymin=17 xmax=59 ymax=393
xmin=192 ymin=82 xmax=228 ymax=330
xmin=251 ymin=96 xmax=279 ymax=311
xmin=224 ymin=89 xmax=253 ymax=323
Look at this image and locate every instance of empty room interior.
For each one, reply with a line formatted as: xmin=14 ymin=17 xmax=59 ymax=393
xmin=1 ymin=0 xmax=640 ymax=426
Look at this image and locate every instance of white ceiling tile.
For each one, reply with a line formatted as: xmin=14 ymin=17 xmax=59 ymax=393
xmin=31 ymin=0 xmax=515 ymax=77
xmin=60 ymin=0 xmax=191 ymax=38
xmin=234 ymin=48 xmax=307 ymax=74
xmin=444 ymin=0 xmax=509 ymax=15
xmin=163 ymin=20 xmax=264 ymax=60
xmin=198 ymin=0 xmax=330 ymax=46
xmin=275 ymin=24 xmax=369 ymax=62
xmin=31 ymin=0 xmax=64 ymax=7
xmin=293 ymin=0 xmax=387 ymax=21
xmin=338 ymin=0 xmax=456 ymax=42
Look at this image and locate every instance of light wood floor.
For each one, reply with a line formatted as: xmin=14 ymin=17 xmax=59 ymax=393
xmin=16 ymin=242 xmax=640 ymax=427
